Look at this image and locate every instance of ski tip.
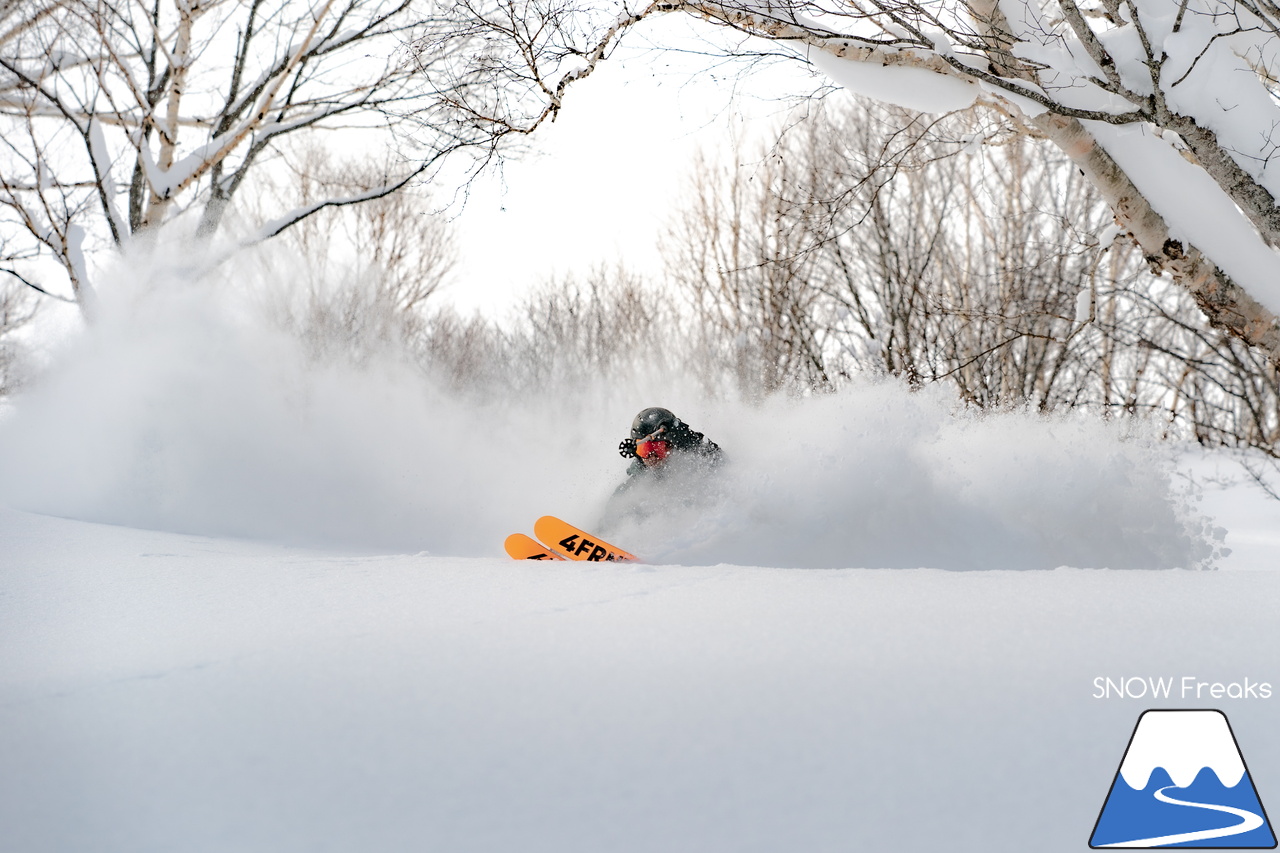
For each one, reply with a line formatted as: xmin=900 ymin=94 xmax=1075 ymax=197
xmin=504 ymin=532 xmax=565 ymax=561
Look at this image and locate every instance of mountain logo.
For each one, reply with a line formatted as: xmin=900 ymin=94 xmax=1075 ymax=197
xmin=1090 ymin=709 xmax=1276 ymax=848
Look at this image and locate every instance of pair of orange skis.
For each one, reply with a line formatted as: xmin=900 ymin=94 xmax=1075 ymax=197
xmin=504 ymin=516 xmax=639 ymax=563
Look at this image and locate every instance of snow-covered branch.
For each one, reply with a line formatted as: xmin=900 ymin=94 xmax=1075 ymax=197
xmin=0 ymin=0 xmax=472 ymax=316
xmin=429 ymin=0 xmax=1280 ymax=363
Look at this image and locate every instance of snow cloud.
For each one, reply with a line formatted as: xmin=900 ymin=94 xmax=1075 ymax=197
xmin=615 ymin=386 xmax=1220 ymax=570
xmin=0 ymin=246 xmax=1220 ymax=569
xmin=0 ymin=249 xmax=568 ymax=554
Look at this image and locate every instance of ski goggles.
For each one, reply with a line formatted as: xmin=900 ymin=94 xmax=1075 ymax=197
xmin=634 ymin=438 xmax=671 ymax=461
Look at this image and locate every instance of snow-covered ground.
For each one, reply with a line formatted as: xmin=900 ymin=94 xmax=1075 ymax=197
xmin=3 ymin=282 xmax=1280 ymax=852
xmin=3 ymin=486 xmax=1279 ymax=853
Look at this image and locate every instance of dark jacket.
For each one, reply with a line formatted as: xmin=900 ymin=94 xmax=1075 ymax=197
xmin=614 ymin=424 xmax=724 ymax=497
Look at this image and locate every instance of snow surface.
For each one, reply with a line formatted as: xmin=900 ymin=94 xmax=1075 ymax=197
xmin=3 ymin=266 xmax=1280 ymax=851
xmin=3 ymin=499 xmax=1280 ymax=852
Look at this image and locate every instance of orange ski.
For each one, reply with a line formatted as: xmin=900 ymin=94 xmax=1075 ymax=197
xmin=533 ymin=516 xmax=640 ymax=563
xmin=504 ymin=533 xmax=566 ymax=561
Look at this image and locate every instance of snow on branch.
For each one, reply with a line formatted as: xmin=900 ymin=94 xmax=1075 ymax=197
xmin=429 ymin=0 xmax=1280 ymax=361
xmin=0 ymin=0 xmax=478 ymax=315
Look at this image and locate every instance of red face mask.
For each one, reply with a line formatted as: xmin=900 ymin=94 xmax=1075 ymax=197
xmin=635 ymin=438 xmax=671 ymax=462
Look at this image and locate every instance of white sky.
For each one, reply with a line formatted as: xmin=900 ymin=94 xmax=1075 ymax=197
xmin=441 ymin=17 xmax=820 ymax=317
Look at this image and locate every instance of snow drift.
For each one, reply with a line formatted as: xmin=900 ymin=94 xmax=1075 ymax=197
xmin=610 ymin=389 xmax=1221 ymax=570
xmin=0 ymin=249 xmax=1222 ymax=569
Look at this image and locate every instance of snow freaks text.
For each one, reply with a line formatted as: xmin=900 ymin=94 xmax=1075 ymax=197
xmin=1093 ymin=677 xmax=1273 ymax=700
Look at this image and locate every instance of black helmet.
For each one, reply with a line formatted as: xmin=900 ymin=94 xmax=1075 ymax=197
xmin=620 ymin=406 xmax=716 ymax=459
xmin=630 ymin=406 xmax=682 ymax=440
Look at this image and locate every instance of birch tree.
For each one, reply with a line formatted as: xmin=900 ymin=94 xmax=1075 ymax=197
xmin=670 ymin=97 xmax=1280 ymax=454
xmin=429 ymin=0 xmax=1280 ymax=364
xmin=0 ymin=0 xmax=466 ymax=315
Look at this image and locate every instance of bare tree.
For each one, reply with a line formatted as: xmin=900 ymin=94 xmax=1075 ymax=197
xmin=255 ymin=145 xmax=458 ymax=366
xmin=667 ymin=148 xmax=834 ymax=397
xmin=428 ymin=0 xmax=1280 ymax=364
xmin=513 ymin=266 xmax=681 ymax=384
xmin=667 ymin=102 xmax=1116 ymax=398
xmin=0 ymin=0 xmax=473 ymax=315
xmin=668 ymin=96 xmax=1280 ymax=458
xmin=407 ymin=265 xmax=694 ymax=397
xmin=0 ymin=274 xmax=39 ymax=396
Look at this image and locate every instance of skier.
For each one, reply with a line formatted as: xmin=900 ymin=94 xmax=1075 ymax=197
xmin=617 ymin=407 xmax=722 ymax=476
xmin=601 ymin=407 xmax=724 ymax=530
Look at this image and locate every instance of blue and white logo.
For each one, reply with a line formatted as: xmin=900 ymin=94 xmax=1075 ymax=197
xmin=1091 ymin=710 xmax=1276 ymax=848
